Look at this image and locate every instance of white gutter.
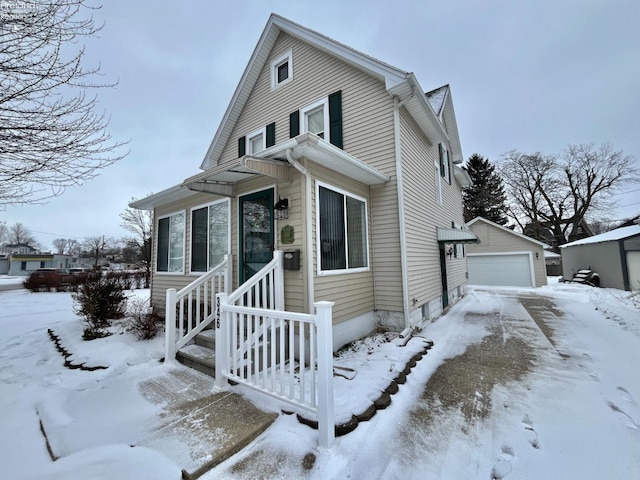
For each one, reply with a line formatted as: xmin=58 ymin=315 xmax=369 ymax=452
xmin=394 ymin=93 xmax=414 ymax=329
xmin=286 ymin=148 xmax=315 ymax=313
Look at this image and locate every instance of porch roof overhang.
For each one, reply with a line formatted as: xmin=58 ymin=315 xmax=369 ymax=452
xmin=437 ymin=227 xmax=480 ymax=244
xmin=269 ymin=133 xmax=390 ymax=185
xmin=182 ymin=156 xmax=292 ymax=196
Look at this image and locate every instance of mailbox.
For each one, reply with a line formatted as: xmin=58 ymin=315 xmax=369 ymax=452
xmin=283 ymin=249 xmax=300 ymax=270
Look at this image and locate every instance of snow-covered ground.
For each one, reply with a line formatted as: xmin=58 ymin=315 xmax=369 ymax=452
xmin=0 ymin=281 xmax=638 ymax=479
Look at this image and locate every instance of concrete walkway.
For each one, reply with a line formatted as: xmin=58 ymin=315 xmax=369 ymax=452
xmin=136 ymin=367 xmax=277 ymax=479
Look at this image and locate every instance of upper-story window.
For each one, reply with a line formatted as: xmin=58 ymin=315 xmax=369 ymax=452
xmin=157 ymin=210 xmax=185 ymax=273
xmin=439 ymin=143 xmax=451 ymax=184
xmin=271 ymin=49 xmax=293 ymax=90
xmin=247 ymin=127 xmax=266 ymax=154
xmin=301 ymin=98 xmax=329 ymax=140
xmin=289 ymin=90 xmax=343 ymax=149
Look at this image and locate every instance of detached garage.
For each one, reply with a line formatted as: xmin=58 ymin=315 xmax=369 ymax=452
xmin=561 ymin=224 xmax=640 ymax=291
xmin=466 ymin=217 xmax=548 ymax=288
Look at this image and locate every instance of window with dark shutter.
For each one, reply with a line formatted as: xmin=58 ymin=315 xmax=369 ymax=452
xmin=238 ymin=136 xmax=246 ymax=157
xmin=266 ymin=122 xmax=275 ymax=147
xmin=328 ymin=90 xmax=343 ymax=149
xmin=289 ymin=111 xmax=300 ymax=138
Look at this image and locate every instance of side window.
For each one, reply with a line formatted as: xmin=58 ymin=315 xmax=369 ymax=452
xmin=439 ymin=143 xmax=451 ymax=184
xmin=156 ymin=211 xmax=185 ymax=273
xmin=317 ymin=182 xmax=368 ymax=274
xmin=191 ymin=199 xmax=230 ymax=273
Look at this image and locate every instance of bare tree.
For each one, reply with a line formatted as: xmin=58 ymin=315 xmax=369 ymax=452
xmin=120 ymin=197 xmax=152 ymax=285
xmin=52 ymin=238 xmax=68 ymax=254
xmin=82 ymin=235 xmax=114 ymax=267
xmin=53 ymin=237 xmax=81 ymax=254
xmin=8 ymin=222 xmax=37 ymax=245
xmin=500 ymin=143 xmax=638 ymax=248
xmin=0 ymin=222 xmax=8 ymax=245
xmin=0 ymin=0 xmax=128 ymax=206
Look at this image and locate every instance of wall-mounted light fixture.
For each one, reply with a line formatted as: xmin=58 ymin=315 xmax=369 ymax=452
xmin=274 ymin=196 xmax=289 ymax=220
xmin=535 ymin=251 xmax=539 ymax=259
xmin=447 ymin=247 xmax=454 ymax=259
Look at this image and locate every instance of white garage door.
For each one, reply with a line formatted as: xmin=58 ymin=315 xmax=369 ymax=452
xmin=467 ymin=254 xmax=533 ymax=287
xmin=627 ymin=251 xmax=640 ymax=291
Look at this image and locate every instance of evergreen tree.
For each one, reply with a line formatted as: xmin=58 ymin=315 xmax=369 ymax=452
xmin=463 ymin=154 xmax=508 ymax=224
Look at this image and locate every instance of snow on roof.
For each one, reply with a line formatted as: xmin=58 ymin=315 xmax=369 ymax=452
xmin=561 ymin=224 xmax=640 ymax=248
xmin=425 ymin=85 xmax=448 ymax=117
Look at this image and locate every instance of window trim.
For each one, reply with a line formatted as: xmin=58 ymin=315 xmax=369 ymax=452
xmin=434 ymin=159 xmax=443 ymax=205
xmin=270 ymin=49 xmax=293 ymax=90
xmin=301 ymin=97 xmax=330 ymax=142
xmin=155 ymin=209 xmax=186 ymax=275
xmin=189 ymin=198 xmax=231 ymax=275
xmin=246 ymin=126 xmax=266 ymax=155
xmin=315 ymin=180 xmax=370 ymax=276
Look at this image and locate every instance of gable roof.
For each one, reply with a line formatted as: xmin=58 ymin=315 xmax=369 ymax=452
xmin=467 ymin=216 xmax=550 ymax=248
xmin=561 ymin=224 xmax=640 ymax=248
xmin=201 ymin=13 xmax=450 ymax=170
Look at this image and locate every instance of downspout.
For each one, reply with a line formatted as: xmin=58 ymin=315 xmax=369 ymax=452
xmin=286 ymin=148 xmax=315 ymax=313
xmin=394 ymin=91 xmax=415 ymax=329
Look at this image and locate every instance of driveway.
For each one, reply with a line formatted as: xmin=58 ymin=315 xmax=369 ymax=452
xmin=207 ymin=287 xmax=640 ymax=479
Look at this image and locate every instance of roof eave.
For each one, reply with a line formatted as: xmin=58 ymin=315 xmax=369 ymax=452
xmin=129 ymin=185 xmax=196 ymax=210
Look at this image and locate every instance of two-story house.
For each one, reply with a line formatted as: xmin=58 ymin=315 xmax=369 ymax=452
xmin=132 ymin=14 xmax=477 ymax=356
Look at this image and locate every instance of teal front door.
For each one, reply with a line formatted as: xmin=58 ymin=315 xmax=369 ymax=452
xmin=239 ymin=189 xmax=274 ymax=284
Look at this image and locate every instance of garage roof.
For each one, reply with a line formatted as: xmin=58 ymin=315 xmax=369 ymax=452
xmin=561 ymin=224 xmax=640 ymax=248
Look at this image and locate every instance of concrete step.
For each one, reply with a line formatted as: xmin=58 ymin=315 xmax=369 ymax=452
xmin=177 ymin=344 xmax=215 ymax=377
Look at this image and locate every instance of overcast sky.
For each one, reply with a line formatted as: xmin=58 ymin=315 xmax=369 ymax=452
xmin=3 ymin=0 xmax=639 ymax=249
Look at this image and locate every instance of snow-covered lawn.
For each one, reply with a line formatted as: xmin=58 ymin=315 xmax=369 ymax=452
xmin=0 ymin=282 xmax=638 ymax=479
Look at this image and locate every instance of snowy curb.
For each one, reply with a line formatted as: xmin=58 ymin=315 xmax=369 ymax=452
xmin=293 ymin=339 xmax=435 ymax=436
xmin=47 ymin=329 xmax=108 ymax=371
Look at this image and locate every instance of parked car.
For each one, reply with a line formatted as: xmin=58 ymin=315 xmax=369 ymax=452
xmin=27 ymin=268 xmax=75 ymax=287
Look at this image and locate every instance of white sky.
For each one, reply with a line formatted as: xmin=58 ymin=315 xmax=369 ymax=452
xmin=3 ymin=0 xmax=640 ymax=249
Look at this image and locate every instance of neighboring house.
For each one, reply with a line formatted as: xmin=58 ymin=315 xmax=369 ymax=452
xmin=466 ymin=217 xmax=548 ymax=288
xmin=5 ymin=253 xmax=74 ymax=276
xmin=131 ymin=14 xmax=476 ymax=352
xmin=0 ymin=243 xmax=38 ymax=255
xmin=561 ymin=224 xmax=640 ymax=291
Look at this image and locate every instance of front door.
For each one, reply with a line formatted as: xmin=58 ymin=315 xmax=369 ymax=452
xmin=239 ymin=189 xmax=274 ymax=284
xmin=439 ymin=244 xmax=449 ymax=309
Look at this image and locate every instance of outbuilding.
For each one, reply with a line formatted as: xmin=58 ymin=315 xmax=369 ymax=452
xmin=466 ymin=217 xmax=548 ymax=288
xmin=561 ymin=224 xmax=640 ymax=291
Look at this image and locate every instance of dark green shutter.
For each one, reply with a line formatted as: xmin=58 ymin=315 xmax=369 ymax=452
xmin=266 ymin=122 xmax=276 ymax=147
xmin=157 ymin=217 xmax=169 ymax=272
xmin=328 ymin=90 xmax=343 ymax=149
xmin=438 ymin=143 xmax=445 ymax=177
xmin=289 ymin=111 xmax=299 ymax=138
xmin=238 ymin=136 xmax=246 ymax=157
xmin=446 ymin=149 xmax=452 ymax=184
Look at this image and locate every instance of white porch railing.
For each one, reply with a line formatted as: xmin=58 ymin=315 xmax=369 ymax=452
xmin=215 ymin=251 xmax=335 ymax=447
xmin=165 ymin=254 xmax=231 ymax=361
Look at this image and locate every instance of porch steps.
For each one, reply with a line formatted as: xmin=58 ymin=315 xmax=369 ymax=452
xmin=176 ymin=342 xmax=216 ymax=377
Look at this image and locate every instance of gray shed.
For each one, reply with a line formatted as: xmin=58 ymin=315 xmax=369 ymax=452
xmin=561 ymin=224 xmax=640 ymax=291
